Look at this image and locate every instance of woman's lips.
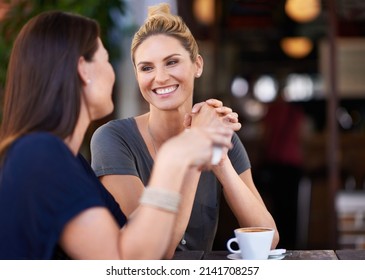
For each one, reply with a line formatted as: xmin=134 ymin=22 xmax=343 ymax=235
xmin=153 ymin=85 xmax=178 ymax=95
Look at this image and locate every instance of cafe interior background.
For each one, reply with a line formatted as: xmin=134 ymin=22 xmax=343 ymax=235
xmin=1 ymin=0 xmax=365 ymax=251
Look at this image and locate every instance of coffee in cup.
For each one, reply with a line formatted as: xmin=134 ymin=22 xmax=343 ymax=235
xmin=226 ymin=227 xmax=274 ymax=260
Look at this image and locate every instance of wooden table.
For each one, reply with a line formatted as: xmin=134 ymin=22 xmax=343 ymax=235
xmin=335 ymin=249 xmax=365 ymax=260
xmin=172 ymin=250 xmax=204 ymax=260
xmin=173 ymin=250 xmax=365 ymax=260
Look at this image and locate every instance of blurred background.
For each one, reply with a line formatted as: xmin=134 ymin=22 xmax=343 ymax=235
xmin=1 ymin=0 xmax=365 ymax=251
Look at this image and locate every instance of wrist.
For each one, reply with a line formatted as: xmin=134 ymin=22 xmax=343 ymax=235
xmin=212 ymin=156 xmax=230 ymax=173
xmin=140 ymin=187 xmax=181 ymax=213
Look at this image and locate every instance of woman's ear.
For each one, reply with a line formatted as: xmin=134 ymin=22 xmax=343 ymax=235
xmin=78 ymin=56 xmax=91 ymax=85
xmin=195 ymin=54 xmax=204 ymax=78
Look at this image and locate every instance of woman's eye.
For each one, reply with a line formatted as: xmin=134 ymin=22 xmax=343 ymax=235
xmin=167 ymin=60 xmax=178 ymax=66
xmin=141 ymin=66 xmax=152 ymax=72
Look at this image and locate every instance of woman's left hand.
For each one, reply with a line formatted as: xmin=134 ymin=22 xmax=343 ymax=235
xmin=184 ymin=99 xmax=241 ymax=165
xmin=184 ymin=99 xmax=242 ymax=132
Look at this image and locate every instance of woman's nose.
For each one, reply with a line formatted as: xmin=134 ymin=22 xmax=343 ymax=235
xmin=155 ymin=67 xmax=169 ymax=83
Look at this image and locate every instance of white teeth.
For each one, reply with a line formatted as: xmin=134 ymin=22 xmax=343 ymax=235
xmin=155 ymin=86 xmax=177 ymax=95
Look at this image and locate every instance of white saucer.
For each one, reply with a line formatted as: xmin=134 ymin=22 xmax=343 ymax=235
xmin=268 ymin=254 xmax=286 ymax=260
xmin=227 ymin=249 xmax=286 ymax=260
xmin=227 ymin=253 xmax=243 ymax=260
xmin=270 ymin=248 xmax=286 ymax=255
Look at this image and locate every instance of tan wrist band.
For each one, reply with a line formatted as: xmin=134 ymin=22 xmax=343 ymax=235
xmin=139 ymin=187 xmax=181 ymax=213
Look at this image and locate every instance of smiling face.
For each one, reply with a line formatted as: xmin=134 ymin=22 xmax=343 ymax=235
xmin=134 ymin=34 xmax=203 ymax=111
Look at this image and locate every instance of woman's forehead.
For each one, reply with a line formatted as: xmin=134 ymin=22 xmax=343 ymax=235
xmin=135 ymin=35 xmax=187 ymax=61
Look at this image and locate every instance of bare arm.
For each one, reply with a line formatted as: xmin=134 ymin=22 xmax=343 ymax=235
xmin=190 ymin=101 xmax=279 ymax=249
xmin=213 ymin=162 xmax=279 ymax=249
xmin=59 ymin=204 xmax=177 ymax=259
xmin=60 ymin=148 xmax=190 ymax=259
xmin=100 ymin=175 xmax=143 ymax=217
xmin=99 ymin=168 xmax=202 ymax=259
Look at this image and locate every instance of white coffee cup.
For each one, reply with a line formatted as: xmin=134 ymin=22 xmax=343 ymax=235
xmin=226 ymin=227 xmax=274 ymax=260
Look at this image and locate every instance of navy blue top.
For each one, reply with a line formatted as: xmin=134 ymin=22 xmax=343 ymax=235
xmin=0 ymin=133 xmax=126 ymax=259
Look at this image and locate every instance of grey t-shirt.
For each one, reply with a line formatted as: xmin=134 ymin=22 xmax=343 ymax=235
xmin=90 ymin=117 xmax=251 ymax=251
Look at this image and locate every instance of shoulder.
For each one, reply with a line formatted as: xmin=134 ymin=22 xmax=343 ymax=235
xmin=10 ymin=132 xmax=69 ymax=159
xmin=5 ymin=133 xmax=79 ymax=177
xmin=15 ymin=132 xmax=64 ymax=147
xmin=90 ymin=117 xmax=144 ymax=164
xmin=92 ymin=118 xmax=137 ymax=142
xmin=96 ymin=117 xmax=136 ymax=133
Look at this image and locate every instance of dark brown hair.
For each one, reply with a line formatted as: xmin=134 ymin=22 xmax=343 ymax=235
xmin=0 ymin=11 xmax=100 ymax=158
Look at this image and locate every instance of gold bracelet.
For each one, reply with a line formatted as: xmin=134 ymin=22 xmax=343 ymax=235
xmin=139 ymin=187 xmax=181 ymax=213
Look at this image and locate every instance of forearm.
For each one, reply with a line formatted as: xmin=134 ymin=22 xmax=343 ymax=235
xmin=119 ymin=206 xmax=176 ymax=259
xmin=214 ymin=161 xmax=275 ymax=227
xmin=214 ymin=160 xmax=279 ymax=248
xmin=119 ymin=147 xmax=190 ymax=259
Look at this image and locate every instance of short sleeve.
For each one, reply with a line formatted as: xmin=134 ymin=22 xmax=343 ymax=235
xmin=229 ymin=132 xmax=251 ymax=174
xmin=90 ymin=120 xmax=140 ymax=177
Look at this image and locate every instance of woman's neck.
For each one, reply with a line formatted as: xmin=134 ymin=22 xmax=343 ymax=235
xmin=148 ymin=110 xmax=185 ymax=139
xmin=64 ymin=105 xmax=90 ymax=156
xmin=148 ymin=100 xmax=192 ymax=133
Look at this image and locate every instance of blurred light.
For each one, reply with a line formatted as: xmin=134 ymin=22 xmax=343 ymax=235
xmin=193 ymin=0 xmax=215 ymax=25
xmin=285 ymin=0 xmax=321 ymax=23
xmin=336 ymin=107 xmax=353 ymax=130
xmin=284 ymin=74 xmax=314 ymax=101
xmin=281 ymin=37 xmax=313 ymax=59
xmin=253 ymin=75 xmax=277 ymax=103
xmin=231 ymin=76 xmax=249 ymax=98
xmin=242 ymin=98 xmax=267 ymax=122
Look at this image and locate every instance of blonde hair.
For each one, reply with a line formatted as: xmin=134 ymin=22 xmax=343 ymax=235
xmin=131 ymin=3 xmax=199 ymax=65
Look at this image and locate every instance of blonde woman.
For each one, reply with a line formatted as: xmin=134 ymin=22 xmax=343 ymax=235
xmin=91 ymin=3 xmax=279 ymax=258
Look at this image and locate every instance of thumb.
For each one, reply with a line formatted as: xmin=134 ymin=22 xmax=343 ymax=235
xmin=183 ymin=113 xmax=192 ymax=128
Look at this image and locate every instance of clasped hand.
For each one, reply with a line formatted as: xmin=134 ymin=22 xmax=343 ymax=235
xmin=183 ymin=99 xmax=242 ymax=165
